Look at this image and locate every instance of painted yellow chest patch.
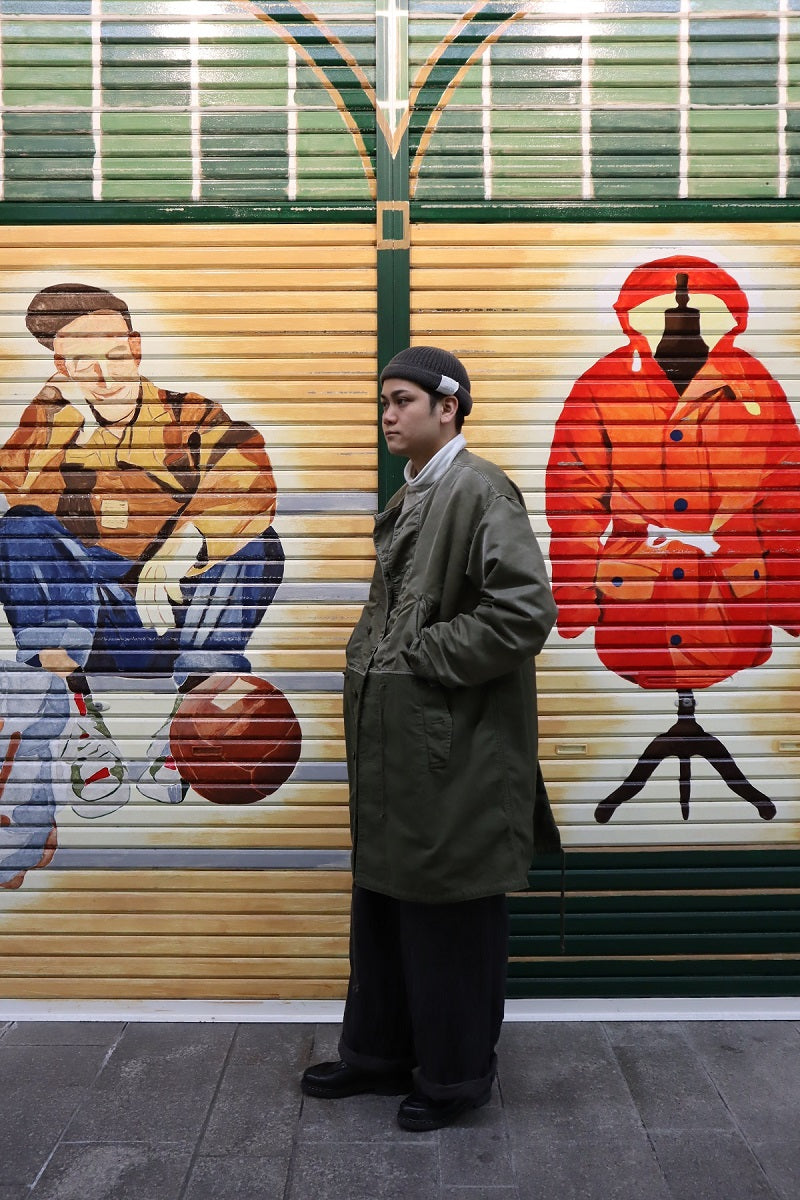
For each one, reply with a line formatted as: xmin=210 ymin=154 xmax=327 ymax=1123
xmin=100 ymin=497 xmax=129 ymax=530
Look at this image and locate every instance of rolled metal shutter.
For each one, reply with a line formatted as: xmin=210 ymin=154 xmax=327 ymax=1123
xmin=0 ymin=0 xmax=377 ymax=1002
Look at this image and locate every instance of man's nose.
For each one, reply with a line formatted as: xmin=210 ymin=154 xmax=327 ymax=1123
xmin=88 ymin=360 xmax=105 ymax=384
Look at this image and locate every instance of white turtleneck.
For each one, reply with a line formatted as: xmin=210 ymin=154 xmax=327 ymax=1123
xmin=401 ymin=433 xmax=466 ymax=512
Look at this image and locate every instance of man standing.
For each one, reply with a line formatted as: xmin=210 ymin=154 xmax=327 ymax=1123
xmin=0 ymin=283 xmax=283 ymax=814
xmin=302 ymin=346 xmax=559 ymax=1131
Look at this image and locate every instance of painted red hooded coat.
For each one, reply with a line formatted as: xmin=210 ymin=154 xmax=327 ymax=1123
xmin=545 ymin=255 xmax=800 ymax=690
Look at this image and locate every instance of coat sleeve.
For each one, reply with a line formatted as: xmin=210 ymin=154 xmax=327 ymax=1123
xmin=177 ymin=394 xmax=277 ymax=549
xmin=545 ymin=375 xmax=612 ymax=637
xmin=0 ymin=394 xmax=81 ymax=511
xmin=755 ymin=385 xmax=800 ymax=637
xmin=406 ymin=494 xmax=557 ymax=688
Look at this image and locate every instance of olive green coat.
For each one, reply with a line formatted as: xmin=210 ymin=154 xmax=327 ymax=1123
xmin=343 ymin=449 xmax=560 ymax=904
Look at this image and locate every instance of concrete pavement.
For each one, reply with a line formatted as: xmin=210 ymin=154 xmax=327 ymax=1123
xmin=1 ymin=1018 xmax=798 ymax=1199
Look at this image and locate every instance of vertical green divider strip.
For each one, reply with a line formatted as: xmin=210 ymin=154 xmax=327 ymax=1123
xmin=376 ymin=0 xmax=409 ymax=509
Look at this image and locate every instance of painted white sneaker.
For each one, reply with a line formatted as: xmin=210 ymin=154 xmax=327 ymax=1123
xmin=135 ymin=714 xmax=187 ymax=804
xmin=64 ymin=692 xmax=130 ymax=819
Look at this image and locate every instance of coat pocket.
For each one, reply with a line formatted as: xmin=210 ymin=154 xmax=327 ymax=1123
xmin=721 ymin=556 xmax=767 ymax=600
xmin=596 ymin=556 xmax=661 ymax=602
xmin=421 ymin=683 xmax=453 ymax=773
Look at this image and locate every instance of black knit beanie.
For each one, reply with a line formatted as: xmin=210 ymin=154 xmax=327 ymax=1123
xmin=380 ymin=345 xmax=472 ymax=415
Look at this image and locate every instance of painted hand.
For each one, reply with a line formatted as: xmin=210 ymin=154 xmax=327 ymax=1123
xmin=39 ymin=647 xmax=80 ymax=678
xmin=45 ymin=372 xmax=88 ymax=407
xmin=135 ymin=524 xmax=204 ymax=632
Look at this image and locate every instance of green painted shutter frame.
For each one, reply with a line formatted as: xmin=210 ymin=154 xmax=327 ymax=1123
xmin=2 ymin=1 xmax=800 ymax=1003
xmin=513 ymin=850 xmax=800 ymax=999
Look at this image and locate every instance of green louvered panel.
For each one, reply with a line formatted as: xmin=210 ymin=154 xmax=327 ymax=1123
xmin=510 ymin=851 xmax=800 ymax=998
xmin=591 ymin=13 xmax=681 ymax=201
xmin=101 ymin=0 xmax=192 ymax=201
xmin=0 ymin=0 xmax=374 ymax=203
xmin=689 ymin=11 xmax=780 ymax=199
xmin=2 ymin=1 xmax=95 ymax=202
xmin=412 ymin=1 xmax=797 ymax=204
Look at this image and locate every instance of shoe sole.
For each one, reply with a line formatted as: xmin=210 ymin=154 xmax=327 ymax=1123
xmin=397 ymin=1088 xmax=492 ymax=1132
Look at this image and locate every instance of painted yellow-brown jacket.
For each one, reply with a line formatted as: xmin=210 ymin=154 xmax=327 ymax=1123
xmin=0 ymin=378 xmax=276 ymax=564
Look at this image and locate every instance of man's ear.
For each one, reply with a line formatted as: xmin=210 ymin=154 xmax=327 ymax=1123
xmin=440 ymin=394 xmax=459 ymax=426
xmin=129 ymin=332 xmax=142 ymax=365
xmin=53 ymin=353 xmax=67 ymax=378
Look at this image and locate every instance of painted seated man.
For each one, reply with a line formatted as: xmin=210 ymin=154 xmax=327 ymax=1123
xmin=0 ymin=284 xmax=283 ymax=812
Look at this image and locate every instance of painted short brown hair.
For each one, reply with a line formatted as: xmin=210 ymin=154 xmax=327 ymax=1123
xmin=26 ymin=284 xmax=133 ymax=349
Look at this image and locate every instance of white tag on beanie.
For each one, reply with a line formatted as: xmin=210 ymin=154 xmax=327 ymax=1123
xmin=436 ymin=374 xmax=459 ymax=395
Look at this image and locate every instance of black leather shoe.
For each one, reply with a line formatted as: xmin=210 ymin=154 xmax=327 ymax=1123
xmin=301 ymin=1060 xmax=413 ymax=1099
xmin=396 ymin=1087 xmax=492 ymax=1131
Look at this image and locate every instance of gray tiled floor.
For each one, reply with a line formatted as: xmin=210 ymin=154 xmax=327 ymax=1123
xmin=0 ymin=1020 xmax=798 ymax=1199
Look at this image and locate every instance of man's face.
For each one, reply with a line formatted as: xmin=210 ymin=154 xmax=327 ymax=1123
xmin=380 ymin=377 xmax=456 ymax=471
xmin=53 ymin=310 xmax=142 ymax=424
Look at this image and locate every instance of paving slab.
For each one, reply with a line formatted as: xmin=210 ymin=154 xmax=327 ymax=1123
xmin=198 ymin=1023 xmax=310 ymax=1157
xmin=749 ymin=1137 xmax=800 ymax=1200
xmin=682 ymin=1022 xmax=800 ymax=1143
xmin=0 ymin=1043 xmax=110 ymax=1187
xmin=649 ymin=1130 xmax=779 ymax=1200
xmin=510 ymin=1121 xmax=672 ymax=1200
xmin=438 ymin=1095 xmax=515 ymax=1189
xmin=28 ymin=1143 xmax=192 ymax=1200
xmin=65 ymin=1023 xmax=236 ymax=1145
xmin=441 ymin=1190 xmax=519 ymax=1200
xmin=604 ymin=1022 xmax=737 ymax=1132
xmin=2 ymin=1022 xmax=125 ymax=1047
xmin=498 ymin=1023 xmax=645 ymax=1134
xmin=300 ymin=1088 xmax=425 ymax=1144
xmin=287 ymin=1139 xmax=440 ymax=1200
xmin=183 ymin=1153 xmax=291 ymax=1200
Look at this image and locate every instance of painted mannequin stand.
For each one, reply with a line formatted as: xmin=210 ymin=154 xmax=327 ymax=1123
xmin=594 ymin=688 xmax=776 ymax=822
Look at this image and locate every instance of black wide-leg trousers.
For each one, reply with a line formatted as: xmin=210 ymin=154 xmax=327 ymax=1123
xmin=338 ymin=885 xmax=509 ymax=1102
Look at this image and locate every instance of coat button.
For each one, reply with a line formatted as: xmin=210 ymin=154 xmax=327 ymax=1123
xmin=670 ymin=429 xmax=683 ymax=442
xmin=673 ymin=567 xmax=685 ymax=579
xmin=674 ymin=498 xmax=688 ymax=512
xmin=612 ymin=576 xmax=623 ymax=587
xmin=670 ymin=634 xmax=682 ymax=646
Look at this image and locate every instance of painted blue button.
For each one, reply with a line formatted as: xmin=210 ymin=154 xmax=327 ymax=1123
xmin=670 ymin=429 xmax=683 ymax=442
xmin=754 ymin=569 xmax=760 ymax=579
xmin=612 ymin=576 xmax=623 ymax=588
xmin=670 ymin=634 xmax=682 ymax=646
xmin=673 ymin=567 xmax=685 ymax=580
xmin=674 ymin=498 xmax=688 ymax=512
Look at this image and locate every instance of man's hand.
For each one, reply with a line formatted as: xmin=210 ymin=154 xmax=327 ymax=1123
xmin=135 ymin=524 xmax=204 ymax=632
xmin=44 ymin=372 xmax=87 ymax=408
xmin=39 ymin=647 xmax=80 ymax=678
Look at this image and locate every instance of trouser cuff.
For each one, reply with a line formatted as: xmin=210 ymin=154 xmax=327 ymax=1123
xmin=338 ymin=1037 xmax=415 ymax=1075
xmin=413 ymin=1052 xmax=497 ymax=1103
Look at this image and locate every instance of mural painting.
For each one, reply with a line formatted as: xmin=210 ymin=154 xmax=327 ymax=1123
xmin=412 ymin=222 xmax=800 ymax=848
xmin=0 ymin=1 xmax=797 ymax=999
xmin=546 ymin=253 xmax=800 ymax=828
xmin=0 ymin=281 xmax=301 ymax=890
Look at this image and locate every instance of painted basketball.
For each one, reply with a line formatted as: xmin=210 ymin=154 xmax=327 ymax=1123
xmin=169 ymin=674 xmax=302 ymax=804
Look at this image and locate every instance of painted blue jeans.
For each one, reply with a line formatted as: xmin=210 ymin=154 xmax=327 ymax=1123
xmin=0 ymin=662 xmax=68 ymax=887
xmin=0 ymin=507 xmax=284 ymax=686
